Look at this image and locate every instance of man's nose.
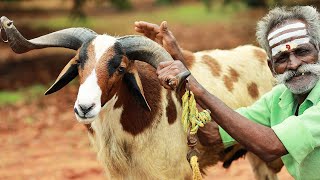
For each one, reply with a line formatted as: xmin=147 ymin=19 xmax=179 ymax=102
xmin=287 ymin=53 xmax=302 ymax=70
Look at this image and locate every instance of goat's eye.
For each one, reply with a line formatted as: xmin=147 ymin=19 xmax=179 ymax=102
xmin=118 ymin=66 xmax=125 ymax=74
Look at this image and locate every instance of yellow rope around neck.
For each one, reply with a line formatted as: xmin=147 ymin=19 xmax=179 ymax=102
xmin=182 ymin=90 xmax=211 ymax=134
xmin=181 ymin=90 xmax=211 ymax=180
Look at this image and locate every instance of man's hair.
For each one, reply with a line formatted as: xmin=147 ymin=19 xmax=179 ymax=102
xmin=256 ymin=6 xmax=320 ymax=58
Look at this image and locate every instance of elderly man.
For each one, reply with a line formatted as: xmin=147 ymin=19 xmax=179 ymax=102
xmin=135 ymin=6 xmax=320 ymax=179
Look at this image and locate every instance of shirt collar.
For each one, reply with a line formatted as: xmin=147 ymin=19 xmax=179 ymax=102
xmin=305 ymin=80 xmax=320 ymax=105
xmin=278 ymin=80 xmax=320 ymax=107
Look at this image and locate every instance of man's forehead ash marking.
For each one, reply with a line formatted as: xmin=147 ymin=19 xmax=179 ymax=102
xmin=271 ymin=37 xmax=310 ymax=56
xmin=269 ymin=29 xmax=308 ymax=47
xmin=268 ymin=22 xmax=306 ymax=40
xmin=92 ymin=35 xmax=117 ymax=62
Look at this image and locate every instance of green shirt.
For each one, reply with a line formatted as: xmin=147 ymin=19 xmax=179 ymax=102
xmin=219 ymin=81 xmax=320 ymax=180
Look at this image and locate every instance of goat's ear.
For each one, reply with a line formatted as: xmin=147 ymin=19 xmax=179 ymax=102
xmin=45 ymin=56 xmax=79 ymax=95
xmin=123 ymin=69 xmax=151 ymax=111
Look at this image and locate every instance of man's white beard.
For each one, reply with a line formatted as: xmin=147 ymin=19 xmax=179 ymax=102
xmin=275 ymin=63 xmax=320 ymax=94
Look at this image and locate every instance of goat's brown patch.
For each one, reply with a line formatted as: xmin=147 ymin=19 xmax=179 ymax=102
xmin=202 ymin=55 xmax=221 ymax=77
xmin=223 ymin=67 xmax=239 ymax=92
xmin=96 ymin=48 xmax=125 ymax=106
xmin=84 ymin=124 xmax=94 ymax=135
xmin=181 ymin=50 xmax=195 ymax=69
xmin=78 ymin=43 xmax=96 ymax=84
xmin=253 ymin=49 xmax=267 ymax=65
xmin=166 ymin=91 xmax=177 ymax=124
xmin=247 ymin=82 xmax=259 ymax=99
xmin=115 ymin=61 xmax=162 ymax=135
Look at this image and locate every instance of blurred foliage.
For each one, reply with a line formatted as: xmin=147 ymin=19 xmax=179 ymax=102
xmin=244 ymin=0 xmax=267 ymax=7
xmin=155 ymin=0 xmax=179 ymax=5
xmin=70 ymin=0 xmax=133 ymax=19
xmin=71 ymin=0 xmax=86 ymax=19
xmin=110 ymin=0 xmax=132 ymax=10
xmin=0 ymin=91 xmax=23 ymax=106
xmin=201 ymin=0 xmax=213 ymax=12
xmin=0 ymin=84 xmax=47 ymax=107
xmin=28 ymin=2 xmax=246 ymax=33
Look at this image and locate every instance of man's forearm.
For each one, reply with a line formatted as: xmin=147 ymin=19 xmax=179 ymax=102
xmin=189 ymin=76 xmax=287 ymax=162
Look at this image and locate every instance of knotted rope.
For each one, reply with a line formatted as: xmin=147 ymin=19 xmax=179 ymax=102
xmin=181 ymin=89 xmax=211 ymax=180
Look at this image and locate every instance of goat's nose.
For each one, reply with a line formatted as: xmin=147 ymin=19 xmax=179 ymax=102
xmin=78 ymin=103 xmax=96 ymax=115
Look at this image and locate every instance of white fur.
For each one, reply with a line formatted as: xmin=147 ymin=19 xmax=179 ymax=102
xmin=93 ymin=35 xmax=117 ymax=61
xmin=75 ymin=69 xmax=102 ymax=124
xmin=191 ymin=45 xmax=274 ymax=109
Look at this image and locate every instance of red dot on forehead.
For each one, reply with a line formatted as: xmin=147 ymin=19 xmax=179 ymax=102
xmin=286 ymin=44 xmax=291 ymax=50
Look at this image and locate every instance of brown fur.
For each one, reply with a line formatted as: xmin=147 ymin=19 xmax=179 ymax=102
xmin=79 ymin=44 xmax=96 ymax=84
xmin=97 ymin=49 xmax=131 ymax=106
xmin=223 ymin=67 xmax=240 ymax=92
xmin=247 ymin=82 xmax=260 ymax=99
xmin=115 ymin=61 xmax=162 ymax=135
xmin=254 ymin=49 xmax=268 ymax=65
xmin=202 ymin=55 xmax=222 ymax=77
xmin=181 ymin=49 xmax=196 ymax=69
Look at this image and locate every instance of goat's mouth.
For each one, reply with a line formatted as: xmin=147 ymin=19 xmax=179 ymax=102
xmin=74 ymin=104 xmax=101 ymax=124
xmin=75 ymin=115 xmax=97 ymax=124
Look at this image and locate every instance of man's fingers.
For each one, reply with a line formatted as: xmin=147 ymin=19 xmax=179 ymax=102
xmin=137 ymin=21 xmax=160 ymax=33
xmin=160 ymin=21 xmax=168 ymax=33
xmin=134 ymin=27 xmax=144 ymax=33
xmin=157 ymin=61 xmax=174 ymax=73
xmin=159 ymin=74 xmax=176 ymax=90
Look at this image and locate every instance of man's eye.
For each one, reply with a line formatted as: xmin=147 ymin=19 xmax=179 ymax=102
xmin=275 ymin=55 xmax=288 ymax=64
xmin=295 ymin=49 xmax=310 ymax=56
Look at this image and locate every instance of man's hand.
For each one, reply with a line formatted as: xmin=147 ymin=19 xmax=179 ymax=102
xmin=156 ymin=60 xmax=189 ymax=90
xmin=134 ymin=21 xmax=183 ymax=60
xmin=197 ymin=121 xmax=222 ymax=146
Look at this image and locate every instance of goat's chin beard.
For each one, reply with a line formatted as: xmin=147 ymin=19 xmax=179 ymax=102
xmin=75 ymin=114 xmax=99 ymax=124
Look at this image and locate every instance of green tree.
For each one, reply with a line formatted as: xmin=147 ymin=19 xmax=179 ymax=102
xmin=110 ymin=0 xmax=132 ymax=11
xmin=244 ymin=0 xmax=267 ymax=7
xmin=70 ymin=0 xmax=87 ymax=19
xmin=202 ymin=0 xmax=213 ymax=12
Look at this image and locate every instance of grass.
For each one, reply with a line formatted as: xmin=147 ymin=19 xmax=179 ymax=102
xmin=26 ymin=2 xmax=247 ymax=35
xmin=0 ymin=84 xmax=48 ymax=107
xmin=0 ymin=91 xmax=23 ymax=106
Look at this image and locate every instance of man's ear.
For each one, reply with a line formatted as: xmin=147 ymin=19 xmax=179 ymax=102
xmin=45 ymin=56 xmax=79 ymax=95
xmin=123 ymin=67 xmax=151 ymax=111
xmin=267 ymin=58 xmax=276 ymax=76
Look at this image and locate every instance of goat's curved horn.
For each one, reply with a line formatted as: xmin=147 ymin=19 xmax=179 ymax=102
xmin=117 ymin=35 xmax=174 ymax=68
xmin=117 ymin=35 xmax=191 ymax=92
xmin=0 ymin=16 xmax=97 ymax=53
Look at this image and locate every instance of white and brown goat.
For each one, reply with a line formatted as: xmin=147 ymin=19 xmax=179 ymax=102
xmin=1 ymin=16 xmax=282 ymax=179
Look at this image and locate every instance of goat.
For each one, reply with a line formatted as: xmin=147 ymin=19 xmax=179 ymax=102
xmin=1 ymin=16 xmax=282 ymax=179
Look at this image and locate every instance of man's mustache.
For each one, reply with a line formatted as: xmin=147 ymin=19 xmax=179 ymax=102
xmin=275 ymin=63 xmax=320 ymax=84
